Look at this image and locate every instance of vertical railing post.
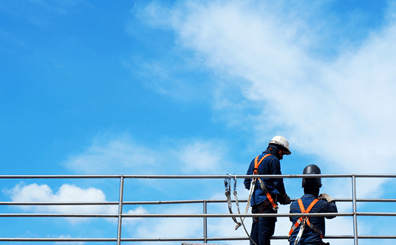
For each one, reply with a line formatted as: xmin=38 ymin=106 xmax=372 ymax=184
xmin=117 ymin=176 xmax=125 ymax=245
xmin=352 ymin=175 xmax=358 ymax=245
xmin=203 ymin=200 xmax=207 ymax=243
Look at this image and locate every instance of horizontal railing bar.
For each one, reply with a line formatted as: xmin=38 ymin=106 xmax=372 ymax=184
xmin=2 ymin=212 xmax=395 ymax=218
xmin=336 ymin=198 xmax=396 ymax=202
xmin=123 ymin=198 xmax=396 ymax=203
xmin=1 ymin=174 xmax=395 ymax=179
xmin=356 ymin=212 xmax=396 ymax=216
xmin=0 ymin=238 xmax=116 ymax=242
xmin=122 ymin=237 xmax=364 ymax=242
xmin=2 ymin=198 xmax=395 ymax=206
xmin=210 ymin=235 xmax=356 ymax=240
xmin=358 ymin=235 xmax=396 ymax=239
xmin=0 ymin=202 xmax=119 ymax=205
xmin=0 ymin=213 xmax=354 ymax=218
xmin=0 ymin=237 xmax=256 ymax=242
xmin=208 ymin=235 xmax=396 ymax=240
xmin=1 ymin=235 xmax=395 ymax=242
xmin=1 ymin=212 xmax=395 ymax=218
xmin=0 ymin=214 xmax=119 ymax=218
xmin=0 ymin=200 xmax=222 ymax=206
xmin=0 ymin=175 xmax=122 ymax=179
xmin=118 ymin=212 xmax=391 ymax=217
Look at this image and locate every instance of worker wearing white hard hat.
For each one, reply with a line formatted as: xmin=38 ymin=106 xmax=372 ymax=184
xmin=244 ymin=136 xmax=292 ymax=245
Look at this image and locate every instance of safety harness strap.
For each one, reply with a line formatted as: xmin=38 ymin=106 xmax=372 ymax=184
xmin=253 ymin=154 xmax=271 ymax=174
xmin=299 ymin=198 xmax=319 ymax=214
xmin=288 ymin=198 xmax=323 ymax=239
xmin=253 ymin=154 xmax=278 ymax=211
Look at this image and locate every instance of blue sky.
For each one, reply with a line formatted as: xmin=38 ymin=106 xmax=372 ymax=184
xmin=1 ymin=0 xmax=396 ymax=244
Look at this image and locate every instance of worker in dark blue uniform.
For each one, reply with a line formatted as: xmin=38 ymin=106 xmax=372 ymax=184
xmin=288 ymin=164 xmax=338 ymax=245
xmin=244 ymin=136 xmax=292 ymax=245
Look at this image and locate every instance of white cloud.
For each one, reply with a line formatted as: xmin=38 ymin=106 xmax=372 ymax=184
xmin=123 ymin=206 xmax=149 ymax=225
xmin=6 ymin=182 xmax=117 ymax=216
xmin=55 ymin=235 xmax=85 ymax=245
xmin=126 ymin=206 xmax=148 ymax=215
xmin=64 ymin=134 xmax=231 ymax=175
xmin=173 ymin=140 xmax=229 ymax=174
xmin=122 ymin=205 xmax=202 ymax=245
xmin=64 ymin=135 xmax=158 ymax=174
xmin=133 ymin=0 xmax=396 ymax=194
xmin=124 ymin=2 xmax=396 ymax=242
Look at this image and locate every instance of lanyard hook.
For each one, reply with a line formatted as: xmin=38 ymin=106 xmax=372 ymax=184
xmin=233 ymin=174 xmax=237 ymax=192
xmin=224 ymin=174 xmax=231 ymax=192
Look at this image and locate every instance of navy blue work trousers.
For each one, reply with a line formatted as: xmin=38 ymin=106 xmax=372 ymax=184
xmin=250 ymin=200 xmax=277 ymax=245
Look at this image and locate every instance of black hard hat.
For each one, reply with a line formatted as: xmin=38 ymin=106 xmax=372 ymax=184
xmin=302 ymin=164 xmax=322 ymax=188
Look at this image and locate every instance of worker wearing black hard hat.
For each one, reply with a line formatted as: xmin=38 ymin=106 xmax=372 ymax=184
xmin=288 ymin=165 xmax=338 ymax=245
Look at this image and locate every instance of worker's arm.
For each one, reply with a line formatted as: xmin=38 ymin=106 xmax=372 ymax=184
xmin=319 ymin=193 xmax=338 ymax=219
xmin=243 ymin=159 xmax=254 ymax=189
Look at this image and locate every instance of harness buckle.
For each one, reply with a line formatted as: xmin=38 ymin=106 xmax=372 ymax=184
xmin=295 ymin=219 xmax=306 ymax=245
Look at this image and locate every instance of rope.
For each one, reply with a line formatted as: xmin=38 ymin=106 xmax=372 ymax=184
xmin=231 ymin=175 xmax=257 ymax=245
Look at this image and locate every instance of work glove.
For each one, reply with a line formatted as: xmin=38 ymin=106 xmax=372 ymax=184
xmin=319 ymin=193 xmax=334 ymax=203
xmin=279 ymin=193 xmax=291 ymax=205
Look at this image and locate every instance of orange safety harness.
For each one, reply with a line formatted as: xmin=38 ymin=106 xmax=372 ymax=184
xmin=253 ymin=154 xmax=278 ymax=211
xmin=288 ymin=198 xmax=323 ymax=243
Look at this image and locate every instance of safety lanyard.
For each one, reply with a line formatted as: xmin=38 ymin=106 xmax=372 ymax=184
xmin=224 ymin=174 xmax=257 ymax=245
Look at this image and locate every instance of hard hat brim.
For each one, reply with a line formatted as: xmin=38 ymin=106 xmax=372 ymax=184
xmin=269 ymin=136 xmax=291 ymax=155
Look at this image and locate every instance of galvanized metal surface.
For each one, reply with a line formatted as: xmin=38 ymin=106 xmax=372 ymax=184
xmin=2 ymin=212 xmax=396 ymax=218
xmin=203 ymin=200 xmax=207 ymax=243
xmin=352 ymin=175 xmax=359 ymax=245
xmin=1 ymin=198 xmax=396 ymax=206
xmin=0 ymin=174 xmax=395 ymax=244
xmin=0 ymin=235 xmax=395 ymax=242
xmin=1 ymin=174 xmax=395 ymax=179
xmin=117 ymin=176 xmax=124 ymax=245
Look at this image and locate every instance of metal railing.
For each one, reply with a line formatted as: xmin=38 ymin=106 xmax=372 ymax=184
xmin=0 ymin=174 xmax=395 ymax=244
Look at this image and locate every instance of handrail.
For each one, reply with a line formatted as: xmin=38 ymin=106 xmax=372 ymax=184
xmin=1 ymin=198 xmax=396 ymax=206
xmin=1 ymin=174 xmax=395 ymax=178
xmin=1 ymin=212 xmax=396 ymax=218
xmin=1 ymin=174 xmax=395 ymax=244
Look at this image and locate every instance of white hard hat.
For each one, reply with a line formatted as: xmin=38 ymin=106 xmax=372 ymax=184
xmin=269 ymin=136 xmax=291 ymax=155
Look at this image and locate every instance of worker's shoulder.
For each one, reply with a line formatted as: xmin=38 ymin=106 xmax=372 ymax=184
xmin=254 ymin=153 xmax=279 ymax=167
xmin=258 ymin=152 xmax=277 ymax=160
xmin=264 ymin=154 xmax=279 ymax=163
